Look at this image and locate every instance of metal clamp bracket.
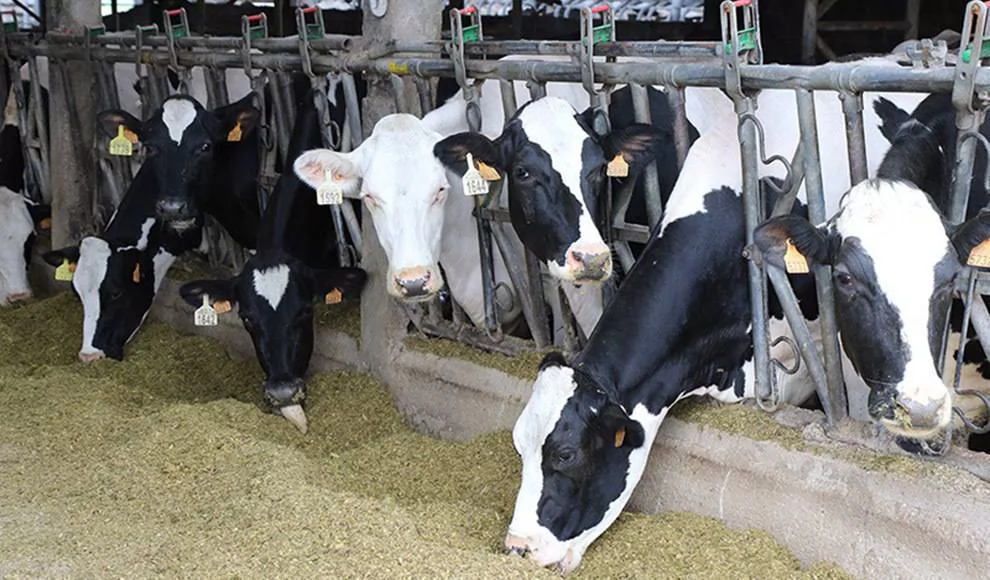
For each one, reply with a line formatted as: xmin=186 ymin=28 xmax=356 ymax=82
xmin=579 ymin=5 xmax=614 ymax=137
xmin=0 ymin=10 xmax=16 ymax=34
xmin=720 ymin=0 xmax=763 ymax=105
xmin=954 ymin=1 xmax=990 ymax=119
xmin=163 ymin=8 xmax=191 ymax=93
xmin=449 ymin=6 xmax=484 ymax=133
xmin=241 ymin=13 xmax=267 ymax=82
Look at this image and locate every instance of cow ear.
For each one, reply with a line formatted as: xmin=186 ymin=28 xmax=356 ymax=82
xmin=213 ymin=94 xmax=260 ymax=140
xmin=97 ymin=109 xmax=142 ymax=140
xmin=311 ymin=267 xmax=368 ymax=304
xmin=433 ymin=132 xmax=506 ymax=178
xmin=293 ymin=148 xmax=362 ymax=198
xmin=599 ymin=403 xmax=646 ymax=450
xmin=179 ymin=278 xmax=237 ymax=308
xmin=950 ymin=210 xmax=990 ymax=266
xmin=754 ymin=215 xmax=836 ymax=272
xmin=538 ymin=351 xmax=568 ymax=372
xmin=42 ymin=246 xmax=80 ymax=268
xmin=603 ymin=124 xmax=670 ymax=176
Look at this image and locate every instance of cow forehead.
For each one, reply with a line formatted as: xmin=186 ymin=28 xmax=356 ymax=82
xmin=160 ymin=98 xmax=199 ymax=145
xmin=515 ymin=366 xmax=579 ymax=450
xmin=251 ymin=264 xmax=292 ymax=311
xmin=516 ymin=98 xmax=591 ymax=165
xmin=75 ymin=237 xmax=112 ymax=291
xmin=361 ymin=119 xmax=447 ymax=196
xmin=0 ymin=189 xmax=32 ymax=240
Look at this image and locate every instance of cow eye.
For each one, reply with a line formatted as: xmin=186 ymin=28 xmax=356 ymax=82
xmin=110 ymin=291 xmax=123 ymax=301
xmin=514 ymin=166 xmax=530 ymax=180
xmin=835 ymin=271 xmax=855 ymax=289
xmin=198 ymin=142 xmax=212 ymax=154
xmin=363 ymin=194 xmax=379 ymax=208
xmin=554 ymin=448 xmax=576 ymax=467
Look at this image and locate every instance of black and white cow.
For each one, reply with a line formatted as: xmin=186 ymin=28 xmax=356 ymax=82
xmin=502 ymin=82 xmax=927 ymax=573
xmin=179 ymin=83 xmax=368 ymax=434
xmin=40 ymin=94 xmax=262 ymax=362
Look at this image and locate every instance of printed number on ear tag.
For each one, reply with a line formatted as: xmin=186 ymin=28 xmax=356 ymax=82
xmin=968 ymin=239 xmax=990 ymax=268
xmin=194 ymin=295 xmax=218 ymax=327
xmin=109 ymin=125 xmax=134 ymax=157
xmin=54 ymin=259 xmax=75 ymax=282
xmin=316 ymin=168 xmax=344 ymax=206
xmin=462 ymin=152 xmax=489 ymax=196
xmin=606 ymin=153 xmax=629 ymax=177
xmin=783 ymin=238 xmax=810 ymax=274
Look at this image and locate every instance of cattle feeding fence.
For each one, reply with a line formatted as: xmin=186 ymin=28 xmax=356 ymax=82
xmin=4 ymin=0 xmax=990 ymax=450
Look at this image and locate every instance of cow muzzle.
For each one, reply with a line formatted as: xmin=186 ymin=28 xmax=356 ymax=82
xmin=156 ymin=198 xmax=194 ymax=222
xmin=560 ymin=242 xmax=612 ymax=283
xmin=264 ymin=378 xmax=309 ymax=434
xmin=503 ymin=533 xmax=581 ymax=575
xmin=3 ymin=291 xmax=32 ymax=305
xmin=389 ymin=265 xmax=442 ymax=302
xmin=78 ymin=349 xmax=106 ymax=363
xmin=868 ymin=381 xmax=952 ymax=438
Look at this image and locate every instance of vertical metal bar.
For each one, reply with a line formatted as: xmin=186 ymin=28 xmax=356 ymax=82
xmin=630 ymin=83 xmax=662 ymax=226
xmin=796 ymin=88 xmax=848 ymax=423
xmin=491 ymin=221 xmax=550 ymax=348
xmin=840 ymin=91 xmax=868 ymax=185
xmin=341 ymin=72 xmax=363 ymax=147
xmin=268 ymin=70 xmax=292 ymax=165
xmin=26 ymin=57 xmax=49 ymax=201
xmin=949 ymin=1 xmax=988 ymax=225
xmin=802 ymin=0 xmax=818 ymax=64
xmin=668 ymin=86 xmax=691 ymax=171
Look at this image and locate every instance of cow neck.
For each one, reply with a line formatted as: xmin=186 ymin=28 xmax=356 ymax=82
xmin=572 ymin=186 xmax=752 ymax=415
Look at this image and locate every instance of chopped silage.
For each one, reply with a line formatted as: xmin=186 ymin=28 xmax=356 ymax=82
xmin=0 ymin=293 xmax=850 ymax=578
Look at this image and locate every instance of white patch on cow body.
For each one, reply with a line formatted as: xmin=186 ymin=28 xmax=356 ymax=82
xmin=136 ymin=218 xmax=155 ymax=250
xmin=74 ymin=237 xmax=112 ymax=357
xmin=0 ymin=187 xmax=33 ymax=304
xmin=252 ymin=264 xmax=291 ymax=311
xmin=161 ymin=98 xmax=197 ymax=145
xmin=834 ymin=180 xmax=951 ymax=409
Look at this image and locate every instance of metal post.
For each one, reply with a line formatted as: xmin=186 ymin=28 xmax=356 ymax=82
xmin=840 ymin=91 xmax=868 ymax=185
xmin=796 ymin=88 xmax=848 ymax=423
xmin=629 ymin=83 xmax=663 ymax=226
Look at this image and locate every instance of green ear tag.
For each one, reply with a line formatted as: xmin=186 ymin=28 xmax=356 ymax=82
xmin=109 ymin=125 xmax=133 ymax=157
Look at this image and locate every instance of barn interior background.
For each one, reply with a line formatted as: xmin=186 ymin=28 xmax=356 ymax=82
xmin=0 ymin=0 xmax=988 ymax=577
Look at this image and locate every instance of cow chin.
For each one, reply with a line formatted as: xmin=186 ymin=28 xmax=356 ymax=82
xmin=504 ymin=531 xmax=585 ymax=575
xmin=547 ymin=242 xmax=613 ymax=284
xmin=388 ymin=265 xmax=444 ymax=303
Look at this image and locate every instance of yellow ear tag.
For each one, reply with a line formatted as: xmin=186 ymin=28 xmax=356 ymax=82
xmin=39 ymin=217 xmax=51 ymax=230
xmin=462 ymin=152 xmax=488 ymax=196
xmin=614 ymin=428 xmax=626 ymax=448
xmin=227 ymin=121 xmax=242 ymax=143
xmin=606 ymin=153 xmax=629 ymax=177
xmin=213 ymin=300 xmax=232 ymax=315
xmin=194 ymin=295 xmax=218 ymax=327
xmin=783 ymin=238 xmax=810 ymax=274
xmin=476 ymin=160 xmax=501 ymax=181
xmin=132 ymin=263 xmax=141 ymax=283
xmin=324 ymin=288 xmax=343 ymax=305
xmin=967 ymin=239 xmax=990 ymax=268
xmin=316 ymin=168 xmax=344 ymax=206
xmin=54 ymin=258 xmax=74 ymax=282
xmin=109 ymin=125 xmax=134 ymax=157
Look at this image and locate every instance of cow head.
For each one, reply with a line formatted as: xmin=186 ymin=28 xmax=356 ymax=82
xmin=179 ymin=255 xmax=366 ymax=433
xmin=97 ymin=94 xmax=259 ymax=228
xmin=433 ymin=96 xmax=666 ymax=283
xmin=506 ymin=352 xmax=649 ymax=574
xmin=44 ymin=235 xmax=173 ymax=362
xmin=293 ymin=114 xmax=449 ymax=302
xmin=754 ymin=179 xmax=986 ymax=438
xmin=0 ymin=187 xmax=37 ymax=305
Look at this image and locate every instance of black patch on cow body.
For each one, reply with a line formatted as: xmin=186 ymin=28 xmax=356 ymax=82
xmin=90 ymin=247 xmax=159 ymax=360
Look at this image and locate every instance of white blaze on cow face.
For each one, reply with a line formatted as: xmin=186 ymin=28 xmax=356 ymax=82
xmin=294 ymin=114 xmax=448 ymax=302
xmin=161 ymin=98 xmax=197 ymax=145
xmin=73 ymin=237 xmax=112 ymax=360
xmin=516 ymin=98 xmax=611 ymax=283
xmin=252 ymin=264 xmax=291 ymax=311
xmin=831 ymin=180 xmax=954 ymax=436
xmin=0 ymin=187 xmax=33 ymax=305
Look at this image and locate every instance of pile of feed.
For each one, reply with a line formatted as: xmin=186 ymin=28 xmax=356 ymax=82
xmin=0 ymin=293 xmax=848 ymax=578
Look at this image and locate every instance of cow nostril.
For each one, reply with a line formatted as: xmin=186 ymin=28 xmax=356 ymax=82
xmin=506 ymin=546 xmax=528 ymax=557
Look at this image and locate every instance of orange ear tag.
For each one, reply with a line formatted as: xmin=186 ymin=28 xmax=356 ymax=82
xmin=606 ymin=153 xmax=629 ymax=177
xmin=132 ymin=263 xmax=141 ymax=283
xmin=324 ymin=288 xmax=343 ymax=305
xmin=783 ymin=238 xmax=810 ymax=274
xmin=967 ymin=239 xmax=990 ymax=268
xmin=123 ymin=128 xmax=140 ymax=144
xmin=476 ymin=160 xmax=501 ymax=181
xmin=226 ymin=122 xmax=242 ymax=143
xmin=39 ymin=217 xmax=51 ymax=230
xmin=213 ymin=300 xmax=232 ymax=315
xmin=614 ymin=428 xmax=626 ymax=448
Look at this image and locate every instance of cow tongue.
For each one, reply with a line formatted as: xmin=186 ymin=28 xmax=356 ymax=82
xmin=280 ymin=404 xmax=308 ymax=434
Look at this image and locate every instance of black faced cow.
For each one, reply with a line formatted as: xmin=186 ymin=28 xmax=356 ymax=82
xmin=179 ymin=82 xmax=367 ymax=434
xmin=502 ymin=84 xmax=927 ymax=574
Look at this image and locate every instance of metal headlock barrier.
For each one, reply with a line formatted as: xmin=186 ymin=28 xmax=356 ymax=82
xmin=3 ymin=1 xmax=990 ymax=448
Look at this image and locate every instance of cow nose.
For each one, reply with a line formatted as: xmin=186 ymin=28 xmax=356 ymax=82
xmin=566 ymin=245 xmax=611 ymax=281
xmin=393 ymin=267 xmax=435 ymax=299
xmin=78 ymin=350 xmax=106 ymax=363
xmin=263 ymin=378 xmax=307 ymax=409
xmin=869 ymin=382 xmax=951 ymax=435
xmin=6 ymin=292 xmax=32 ymax=304
xmin=504 ymin=534 xmax=531 ymax=557
xmin=157 ymin=198 xmax=190 ymax=220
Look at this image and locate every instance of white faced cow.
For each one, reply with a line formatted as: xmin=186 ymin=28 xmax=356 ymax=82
xmin=503 ymin=82 xmax=928 ymax=574
xmin=0 ymin=186 xmax=35 ymax=305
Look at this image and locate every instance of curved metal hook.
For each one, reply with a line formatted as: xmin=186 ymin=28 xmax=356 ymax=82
xmin=957 ymin=130 xmax=990 ymax=195
xmin=737 ymin=112 xmax=795 ymax=196
xmin=769 ymin=334 xmax=801 ymax=376
xmin=953 ymin=389 xmax=990 ymax=435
